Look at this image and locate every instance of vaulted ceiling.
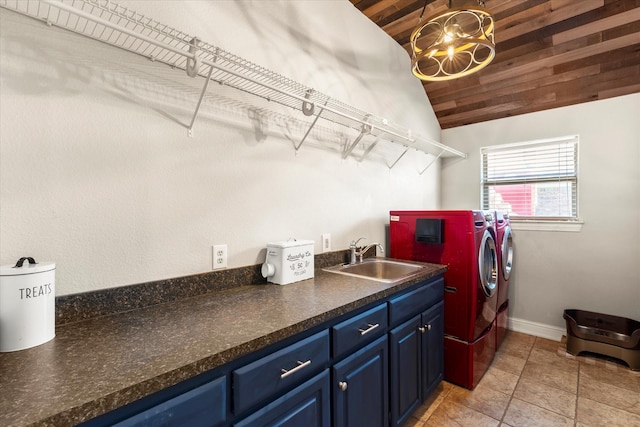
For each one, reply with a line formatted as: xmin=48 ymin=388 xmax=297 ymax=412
xmin=350 ymin=0 xmax=640 ymax=129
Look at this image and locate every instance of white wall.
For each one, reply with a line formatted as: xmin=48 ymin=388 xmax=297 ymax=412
xmin=0 ymin=1 xmax=443 ymax=295
xmin=441 ymin=93 xmax=640 ymax=329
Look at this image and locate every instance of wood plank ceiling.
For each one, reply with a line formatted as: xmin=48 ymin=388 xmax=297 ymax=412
xmin=350 ymin=0 xmax=640 ymax=129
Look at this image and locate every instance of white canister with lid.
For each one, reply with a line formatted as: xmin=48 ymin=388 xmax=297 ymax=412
xmin=261 ymin=240 xmax=314 ymax=285
xmin=0 ymin=257 xmax=55 ymax=352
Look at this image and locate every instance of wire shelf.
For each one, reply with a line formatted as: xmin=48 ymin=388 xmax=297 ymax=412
xmin=0 ymin=0 xmax=467 ymax=167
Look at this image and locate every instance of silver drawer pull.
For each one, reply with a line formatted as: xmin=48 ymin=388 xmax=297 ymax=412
xmin=338 ymin=381 xmax=348 ymax=391
xmin=419 ymin=324 xmax=432 ymax=333
xmin=358 ymin=323 xmax=380 ymax=336
xmin=280 ymin=360 xmax=311 ymax=378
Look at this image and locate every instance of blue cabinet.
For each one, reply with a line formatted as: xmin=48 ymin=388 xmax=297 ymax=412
xmin=332 ymin=335 xmax=389 ymax=427
xmin=389 ymin=315 xmax=422 ymax=427
xmin=233 ymin=370 xmax=330 ymax=427
xmin=85 ymin=274 xmax=444 ymax=427
xmin=389 ymin=283 xmax=444 ymax=427
xmin=421 ymin=301 xmax=444 ymax=397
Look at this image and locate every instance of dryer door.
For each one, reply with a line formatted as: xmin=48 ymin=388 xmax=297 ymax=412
xmin=502 ymin=226 xmax=513 ymax=281
xmin=478 ymin=230 xmax=498 ymax=297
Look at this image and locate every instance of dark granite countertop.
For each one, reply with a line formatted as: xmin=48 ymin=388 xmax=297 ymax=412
xmin=0 ymin=261 xmax=445 ymax=427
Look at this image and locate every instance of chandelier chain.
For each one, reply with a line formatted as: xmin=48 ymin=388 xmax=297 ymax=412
xmin=419 ymin=0 xmax=487 ymax=23
xmin=418 ymin=0 xmax=429 ymax=24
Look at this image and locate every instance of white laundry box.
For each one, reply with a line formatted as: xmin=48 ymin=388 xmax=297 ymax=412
xmin=261 ymin=240 xmax=314 ymax=285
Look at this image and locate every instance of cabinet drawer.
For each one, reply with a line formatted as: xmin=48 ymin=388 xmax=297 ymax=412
xmin=234 ymin=370 xmax=330 ymax=427
xmin=388 ymin=278 xmax=444 ymax=325
xmin=233 ymin=330 xmax=330 ymax=414
xmin=331 ymin=302 xmax=388 ymax=359
xmin=112 ymin=376 xmax=226 ymax=427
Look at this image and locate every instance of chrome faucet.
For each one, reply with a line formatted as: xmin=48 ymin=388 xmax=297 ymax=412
xmin=349 ymin=238 xmax=384 ymax=264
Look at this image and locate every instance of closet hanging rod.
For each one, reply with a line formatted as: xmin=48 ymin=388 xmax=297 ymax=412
xmin=40 ymin=0 xmax=192 ymax=62
xmin=31 ymin=0 xmax=466 ymax=160
xmin=46 ymin=0 xmax=419 ymax=146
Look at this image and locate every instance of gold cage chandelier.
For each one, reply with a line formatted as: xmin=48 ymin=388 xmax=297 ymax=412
xmin=410 ymin=0 xmax=495 ymax=81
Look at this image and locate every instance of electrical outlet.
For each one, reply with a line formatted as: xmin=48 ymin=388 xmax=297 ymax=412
xmin=213 ymin=244 xmax=227 ymax=269
xmin=322 ymin=233 xmax=331 ymax=252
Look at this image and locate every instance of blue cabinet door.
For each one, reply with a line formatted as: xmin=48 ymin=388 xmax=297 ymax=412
xmin=234 ymin=370 xmax=330 ymax=427
xmin=332 ymin=335 xmax=388 ymax=427
xmin=389 ymin=314 xmax=421 ymax=427
xmin=421 ymin=301 xmax=444 ymax=398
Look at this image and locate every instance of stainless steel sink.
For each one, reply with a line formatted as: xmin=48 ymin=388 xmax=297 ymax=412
xmin=322 ymin=258 xmax=426 ymax=283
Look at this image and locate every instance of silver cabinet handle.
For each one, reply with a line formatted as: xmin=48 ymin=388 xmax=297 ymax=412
xmin=338 ymin=381 xmax=348 ymax=391
xmin=358 ymin=323 xmax=380 ymax=336
xmin=280 ymin=360 xmax=311 ymax=379
xmin=419 ymin=324 xmax=432 ymax=333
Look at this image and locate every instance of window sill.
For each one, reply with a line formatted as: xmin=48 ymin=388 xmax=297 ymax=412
xmin=511 ymin=220 xmax=583 ymax=232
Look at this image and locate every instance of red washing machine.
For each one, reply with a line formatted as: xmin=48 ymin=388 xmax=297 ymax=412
xmin=389 ymin=210 xmax=498 ymax=389
xmin=495 ymin=211 xmax=514 ymax=349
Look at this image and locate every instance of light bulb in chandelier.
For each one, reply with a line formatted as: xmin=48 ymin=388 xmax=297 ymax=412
xmin=410 ymin=0 xmax=495 ymax=81
xmin=444 ymin=21 xmax=467 ymax=40
xmin=447 ymin=45 xmax=454 ymax=60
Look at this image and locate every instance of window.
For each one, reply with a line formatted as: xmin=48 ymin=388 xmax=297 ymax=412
xmin=481 ymin=135 xmax=579 ymax=222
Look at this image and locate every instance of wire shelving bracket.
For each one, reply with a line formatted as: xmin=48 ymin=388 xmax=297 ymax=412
xmin=1 ymin=0 xmax=468 ymax=170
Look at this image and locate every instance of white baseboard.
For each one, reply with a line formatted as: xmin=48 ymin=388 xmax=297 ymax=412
xmin=508 ymin=316 xmax=565 ymax=342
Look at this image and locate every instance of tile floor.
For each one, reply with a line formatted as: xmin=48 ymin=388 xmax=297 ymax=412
xmin=405 ymin=331 xmax=640 ymax=426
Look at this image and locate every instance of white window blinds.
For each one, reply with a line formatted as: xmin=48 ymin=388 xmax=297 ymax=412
xmin=481 ymin=136 xmax=579 ymax=220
